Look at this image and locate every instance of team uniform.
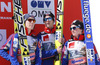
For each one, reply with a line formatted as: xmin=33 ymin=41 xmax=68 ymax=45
xmin=62 ymin=34 xmax=100 ymax=65
xmin=37 ymin=26 xmax=58 ymax=65
xmin=0 ymin=29 xmax=41 ymax=65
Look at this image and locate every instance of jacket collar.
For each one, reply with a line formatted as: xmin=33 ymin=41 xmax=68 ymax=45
xmin=72 ymin=34 xmax=84 ymax=41
xmin=44 ymin=25 xmax=55 ymax=33
xmin=25 ymin=27 xmax=36 ymax=36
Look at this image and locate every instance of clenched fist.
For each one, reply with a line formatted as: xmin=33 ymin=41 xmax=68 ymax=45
xmin=57 ymin=45 xmax=62 ymax=54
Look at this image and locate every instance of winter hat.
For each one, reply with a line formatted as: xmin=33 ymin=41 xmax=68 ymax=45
xmin=43 ymin=12 xmax=55 ymax=22
xmin=71 ymin=20 xmax=84 ymax=30
xmin=23 ymin=14 xmax=35 ymax=23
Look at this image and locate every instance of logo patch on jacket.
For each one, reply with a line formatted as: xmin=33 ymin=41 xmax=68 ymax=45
xmin=69 ymin=42 xmax=75 ymax=48
xmin=43 ymin=35 xmax=49 ymax=41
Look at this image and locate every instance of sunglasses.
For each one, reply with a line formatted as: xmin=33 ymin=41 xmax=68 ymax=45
xmin=70 ymin=26 xmax=79 ymax=30
xmin=44 ymin=17 xmax=52 ymax=21
xmin=27 ymin=19 xmax=36 ymax=23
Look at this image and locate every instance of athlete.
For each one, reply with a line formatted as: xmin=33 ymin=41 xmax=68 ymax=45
xmin=62 ymin=20 xmax=100 ymax=65
xmin=0 ymin=14 xmax=41 ymax=65
xmin=37 ymin=12 xmax=65 ymax=65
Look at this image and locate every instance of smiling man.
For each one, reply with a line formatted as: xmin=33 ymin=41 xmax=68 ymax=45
xmin=37 ymin=12 xmax=65 ymax=65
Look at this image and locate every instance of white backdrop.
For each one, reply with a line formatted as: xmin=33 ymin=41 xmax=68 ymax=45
xmin=90 ymin=0 xmax=100 ymax=56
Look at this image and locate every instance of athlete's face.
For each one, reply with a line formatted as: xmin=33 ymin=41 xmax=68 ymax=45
xmin=70 ymin=25 xmax=82 ymax=38
xmin=44 ymin=16 xmax=54 ymax=29
xmin=25 ymin=17 xmax=36 ymax=30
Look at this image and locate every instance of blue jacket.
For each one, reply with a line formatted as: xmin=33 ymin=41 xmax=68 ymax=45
xmin=62 ymin=35 xmax=100 ymax=65
xmin=37 ymin=27 xmax=58 ymax=65
xmin=0 ymin=33 xmax=41 ymax=65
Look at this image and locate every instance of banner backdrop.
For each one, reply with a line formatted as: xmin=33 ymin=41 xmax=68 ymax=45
xmin=0 ymin=29 xmax=6 ymax=48
xmin=0 ymin=0 xmax=83 ymax=64
xmin=28 ymin=0 xmax=55 ymax=24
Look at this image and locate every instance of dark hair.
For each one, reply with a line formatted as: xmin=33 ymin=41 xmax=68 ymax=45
xmin=71 ymin=20 xmax=84 ymax=30
xmin=43 ymin=12 xmax=55 ymax=22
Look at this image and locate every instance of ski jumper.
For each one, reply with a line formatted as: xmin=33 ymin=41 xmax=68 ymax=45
xmin=37 ymin=26 xmax=58 ymax=65
xmin=0 ymin=29 xmax=41 ymax=65
xmin=62 ymin=34 xmax=100 ymax=65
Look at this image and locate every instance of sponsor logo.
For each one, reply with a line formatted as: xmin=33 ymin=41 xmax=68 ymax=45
xmin=0 ymin=29 xmax=6 ymax=48
xmin=87 ymin=34 xmax=91 ymax=39
xmin=69 ymin=42 xmax=75 ymax=48
xmin=55 ymin=31 xmax=61 ymax=40
xmin=87 ymin=49 xmax=95 ymax=61
xmin=13 ymin=38 xmax=18 ymax=48
xmin=31 ymin=0 xmax=51 ymax=8
xmin=43 ymin=35 xmax=49 ymax=41
xmin=72 ymin=59 xmax=83 ymax=64
xmin=24 ymin=57 xmax=31 ymax=65
xmin=82 ymin=1 xmax=93 ymax=40
xmin=0 ymin=2 xmax=12 ymax=20
xmin=82 ymin=0 xmax=94 ymax=40
xmin=24 ymin=57 xmax=28 ymax=65
xmin=56 ymin=0 xmax=63 ymax=29
xmin=82 ymin=1 xmax=95 ymax=63
xmin=83 ymin=1 xmax=91 ymax=34
xmin=28 ymin=0 xmax=55 ymax=24
xmin=0 ymin=2 xmax=11 ymax=12
xmin=13 ymin=0 xmax=27 ymax=49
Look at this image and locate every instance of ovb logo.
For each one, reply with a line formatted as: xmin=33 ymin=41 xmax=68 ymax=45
xmin=28 ymin=0 xmax=55 ymax=24
xmin=31 ymin=0 xmax=51 ymax=8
